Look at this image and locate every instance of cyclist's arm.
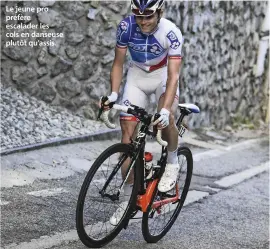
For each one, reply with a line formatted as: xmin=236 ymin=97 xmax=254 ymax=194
xmin=162 ymin=58 xmax=181 ymax=111
xmin=110 ymin=46 xmax=127 ymax=93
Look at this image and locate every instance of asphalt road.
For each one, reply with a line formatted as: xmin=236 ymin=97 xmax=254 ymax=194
xmin=1 ymin=133 xmax=269 ymax=249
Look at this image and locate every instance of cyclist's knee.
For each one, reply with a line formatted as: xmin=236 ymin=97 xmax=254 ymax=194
xmin=168 ymin=113 xmax=176 ymax=127
xmin=170 ymin=112 xmax=175 ymax=121
xmin=121 ymin=132 xmax=132 ymax=144
xmin=120 ymin=120 xmax=138 ymax=143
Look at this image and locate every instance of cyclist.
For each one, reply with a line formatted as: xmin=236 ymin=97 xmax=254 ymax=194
xmin=100 ymin=0 xmax=183 ymax=225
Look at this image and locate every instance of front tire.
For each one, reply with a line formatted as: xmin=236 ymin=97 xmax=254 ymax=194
xmin=76 ymin=143 xmax=139 ymax=248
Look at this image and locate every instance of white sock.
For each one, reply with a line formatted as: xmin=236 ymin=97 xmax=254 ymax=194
xmin=123 ymin=183 xmax=133 ymax=201
xmin=167 ymin=149 xmax=178 ymax=164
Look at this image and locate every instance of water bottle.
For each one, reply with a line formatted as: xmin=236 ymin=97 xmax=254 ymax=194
xmin=144 ymin=152 xmax=154 ymax=180
xmin=144 ymin=152 xmax=153 ymax=169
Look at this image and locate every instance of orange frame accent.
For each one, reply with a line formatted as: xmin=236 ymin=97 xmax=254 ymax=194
xmin=137 ymin=181 xmax=180 ymax=212
xmin=137 ymin=179 xmax=158 ymax=212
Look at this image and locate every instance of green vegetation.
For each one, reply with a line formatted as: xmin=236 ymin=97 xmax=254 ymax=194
xmin=232 ymin=115 xmax=256 ymax=129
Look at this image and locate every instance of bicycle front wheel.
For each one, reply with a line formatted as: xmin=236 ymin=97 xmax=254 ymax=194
xmin=142 ymin=147 xmax=193 ymax=243
xmin=76 ymin=143 xmax=139 ymax=248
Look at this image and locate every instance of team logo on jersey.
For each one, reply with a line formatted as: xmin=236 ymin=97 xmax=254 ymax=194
xmin=129 ymin=42 xmax=163 ymax=55
xmin=117 ymin=20 xmax=129 ymax=41
xmin=166 ymin=31 xmax=180 ymax=49
xmin=171 ymin=41 xmax=180 ymax=49
xmin=134 ymin=32 xmax=142 ymax=38
xmin=120 ymin=20 xmax=128 ymax=31
xmin=149 ymin=44 xmax=163 ymax=55
xmin=129 ymin=43 xmax=146 ymax=53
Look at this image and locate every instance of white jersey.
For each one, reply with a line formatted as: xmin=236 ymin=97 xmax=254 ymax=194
xmin=116 ymin=16 xmax=183 ymax=72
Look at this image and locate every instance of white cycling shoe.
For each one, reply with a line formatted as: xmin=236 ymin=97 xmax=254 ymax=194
xmin=109 ymin=201 xmax=128 ymax=226
xmin=158 ymin=163 xmax=180 ymax=192
xmin=109 ymin=201 xmax=143 ymax=226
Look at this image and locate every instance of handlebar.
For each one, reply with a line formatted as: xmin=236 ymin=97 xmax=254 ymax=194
xmin=99 ymin=104 xmax=168 ymax=147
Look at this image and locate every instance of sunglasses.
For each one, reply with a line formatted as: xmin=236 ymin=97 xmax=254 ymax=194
xmin=132 ymin=8 xmax=156 ymax=17
xmin=135 ymin=15 xmax=156 ymax=21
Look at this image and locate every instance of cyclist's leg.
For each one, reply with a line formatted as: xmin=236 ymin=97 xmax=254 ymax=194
xmin=155 ymin=72 xmax=180 ymax=192
xmin=120 ymin=119 xmax=139 ymax=183
xmin=155 ymin=68 xmax=179 ymax=154
xmin=119 ymin=66 xmax=149 ymax=184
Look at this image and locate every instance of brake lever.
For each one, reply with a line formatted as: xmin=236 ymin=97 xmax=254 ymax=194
xmin=97 ymin=107 xmax=104 ymax=121
xmin=97 ymin=96 xmax=115 ymax=120
xmin=97 ymin=96 xmax=107 ymax=120
xmin=149 ymin=113 xmax=160 ymax=137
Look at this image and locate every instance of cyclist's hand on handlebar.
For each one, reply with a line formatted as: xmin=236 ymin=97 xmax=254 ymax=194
xmin=99 ymin=92 xmax=118 ymax=110
xmin=98 ymin=97 xmax=111 ymax=111
xmin=98 ymin=92 xmax=118 ymax=120
xmin=152 ymin=108 xmax=170 ymax=129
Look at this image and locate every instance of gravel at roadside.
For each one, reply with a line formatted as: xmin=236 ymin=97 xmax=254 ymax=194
xmin=1 ymin=86 xmax=107 ymax=151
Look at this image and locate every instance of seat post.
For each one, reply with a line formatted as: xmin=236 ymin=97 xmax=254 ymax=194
xmin=176 ymin=111 xmax=187 ymax=127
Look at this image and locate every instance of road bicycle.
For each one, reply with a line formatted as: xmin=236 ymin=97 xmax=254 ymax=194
xmin=76 ymin=101 xmax=200 ymax=248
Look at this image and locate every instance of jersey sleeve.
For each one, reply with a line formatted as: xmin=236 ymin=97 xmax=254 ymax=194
xmin=116 ymin=18 xmax=131 ymax=49
xmin=166 ymin=27 xmax=183 ymax=59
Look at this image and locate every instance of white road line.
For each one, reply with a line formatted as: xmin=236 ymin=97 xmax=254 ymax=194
xmin=27 ymin=188 xmax=69 ymax=197
xmin=0 ymin=200 xmax=10 ymax=206
xmin=183 ymin=137 xmax=264 ymax=151
xmin=4 ymin=229 xmax=78 ymax=249
xmin=215 ymin=161 xmax=269 ymax=188
xmin=203 ymin=186 xmax=221 ymax=193
xmin=193 ymin=149 xmax=226 ymax=162
xmin=184 ymin=190 xmax=209 ymax=206
xmin=67 ymin=158 xmax=93 ymax=172
xmin=183 ymin=137 xmax=226 ymax=150
xmin=225 ymin=138 xmax=265 ymax=151
xmin=193 ymin=138 xmax=266 ymax=162
xmin=3 ymin=190 xmax=210 ymax=249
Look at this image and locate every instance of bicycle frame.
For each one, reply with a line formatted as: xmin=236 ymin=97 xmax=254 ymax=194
xmin=99 ymin=107 xmax=189 ymax=212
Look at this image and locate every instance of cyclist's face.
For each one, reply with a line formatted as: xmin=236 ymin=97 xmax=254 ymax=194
xmin=135 ymin=12 xmax=159 ymax=33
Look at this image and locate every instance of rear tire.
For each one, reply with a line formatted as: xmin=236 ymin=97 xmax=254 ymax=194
xmin=142 ymin=147 xmax=193 ymax=243
xmin=76 ymin=143 xmax=139 ymax=248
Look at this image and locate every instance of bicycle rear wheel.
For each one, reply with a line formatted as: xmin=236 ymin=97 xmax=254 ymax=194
xmin=142 ymin=147 xmax=193 ymax=243
xmin=76 ymin=143 xmax=139 ymax=248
